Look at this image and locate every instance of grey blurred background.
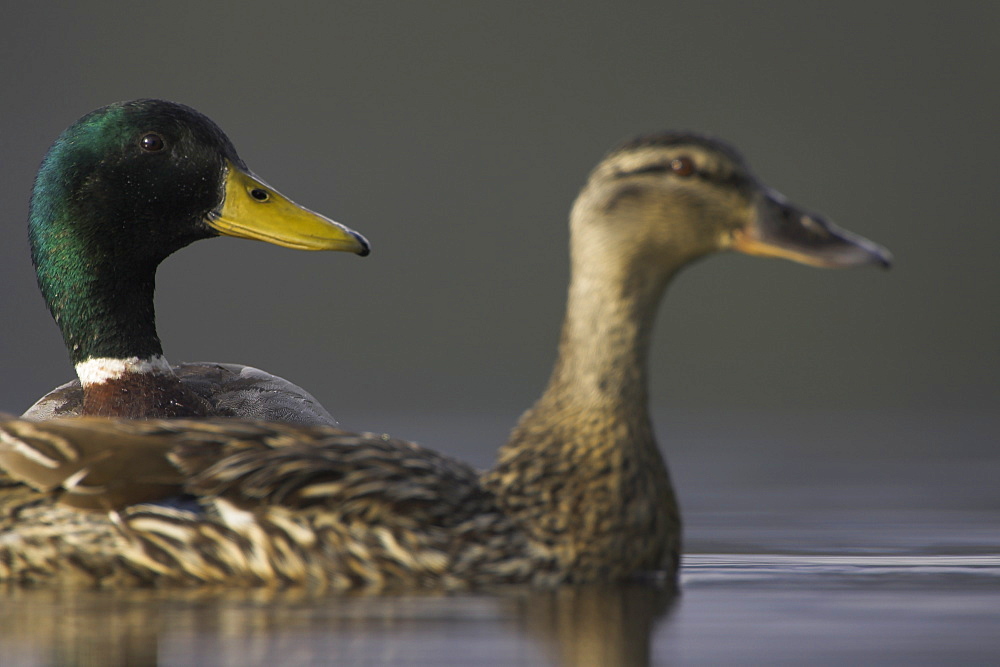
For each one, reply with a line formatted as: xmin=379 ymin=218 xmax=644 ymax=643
xmin=0 ymin=3 xmax=996 ymax=506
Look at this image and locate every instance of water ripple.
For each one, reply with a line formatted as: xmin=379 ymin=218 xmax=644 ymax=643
xmin=682 ymin=554 xmax=1000 ymax=586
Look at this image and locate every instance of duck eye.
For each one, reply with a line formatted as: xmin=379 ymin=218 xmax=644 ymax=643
xmin=669 ymin=156 xmax=695 ymax=177
xmin=250 ymin=188 xmax=270 ymax=201
xmin=140 ymin=133 xmax=165 ymax=152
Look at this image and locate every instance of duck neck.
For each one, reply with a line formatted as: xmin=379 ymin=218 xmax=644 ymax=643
xmin=485 ymin=209 xmax=683 ymax=576
xmin=545 ymin=251 xmax=670 ymax=414
xmin=30 ymin=212 xmax=209 ymax=417
xmin=33 ymin=228 xmax=165 ymax=366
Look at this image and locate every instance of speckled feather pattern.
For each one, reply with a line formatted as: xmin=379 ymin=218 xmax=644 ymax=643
xmin=0 ymin=420 xmax=554 ymax=589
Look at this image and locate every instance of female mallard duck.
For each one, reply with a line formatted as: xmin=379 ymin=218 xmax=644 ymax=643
xmin=22 ymin=99 xmax=370 ymax=423
xmin=0 ymin=132 xmax=890 ymax=588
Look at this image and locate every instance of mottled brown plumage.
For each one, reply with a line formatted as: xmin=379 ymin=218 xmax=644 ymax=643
xmin=0 ymin=133 xmax=890 ymax=588
xmin=0 ymin=419 xmax=540 ymax=588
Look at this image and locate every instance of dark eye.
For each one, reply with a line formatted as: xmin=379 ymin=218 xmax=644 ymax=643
xmin=250 ymin=188 xmax=270 ymax=201
xmin=140 ymin=133 xmax=165 ymax=152
xmin=669 ymin=156 xmax=695 ymax=177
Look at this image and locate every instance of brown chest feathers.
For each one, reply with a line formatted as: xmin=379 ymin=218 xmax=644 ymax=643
xmin=484 ymin=405 xmax=681 ymax=580
xmin=81 ymin=372 xmax=214 ymax=419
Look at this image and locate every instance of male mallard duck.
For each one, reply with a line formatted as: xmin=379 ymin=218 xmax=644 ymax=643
xmin=0 ymin=132 xmax=890 ymax=588
xmin=22 ymin=99 xmax=369 ymax=423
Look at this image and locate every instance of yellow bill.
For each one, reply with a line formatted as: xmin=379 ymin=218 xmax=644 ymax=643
xmin=207 ymin=160 xmax=370 ymax=255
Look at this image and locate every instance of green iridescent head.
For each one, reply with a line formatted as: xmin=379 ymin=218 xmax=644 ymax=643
xmin=29 ymin=99 xmax=369 ymax=365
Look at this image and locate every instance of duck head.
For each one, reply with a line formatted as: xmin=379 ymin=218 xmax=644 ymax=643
xmin=29 ymin=99 xmax=370 ymax=367
xmin=572 ymin=132 xmax=891 ymax=278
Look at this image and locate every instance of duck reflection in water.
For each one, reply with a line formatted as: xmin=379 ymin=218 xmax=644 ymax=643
xmin=0 ymin=584 xmax=677 ymax=666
